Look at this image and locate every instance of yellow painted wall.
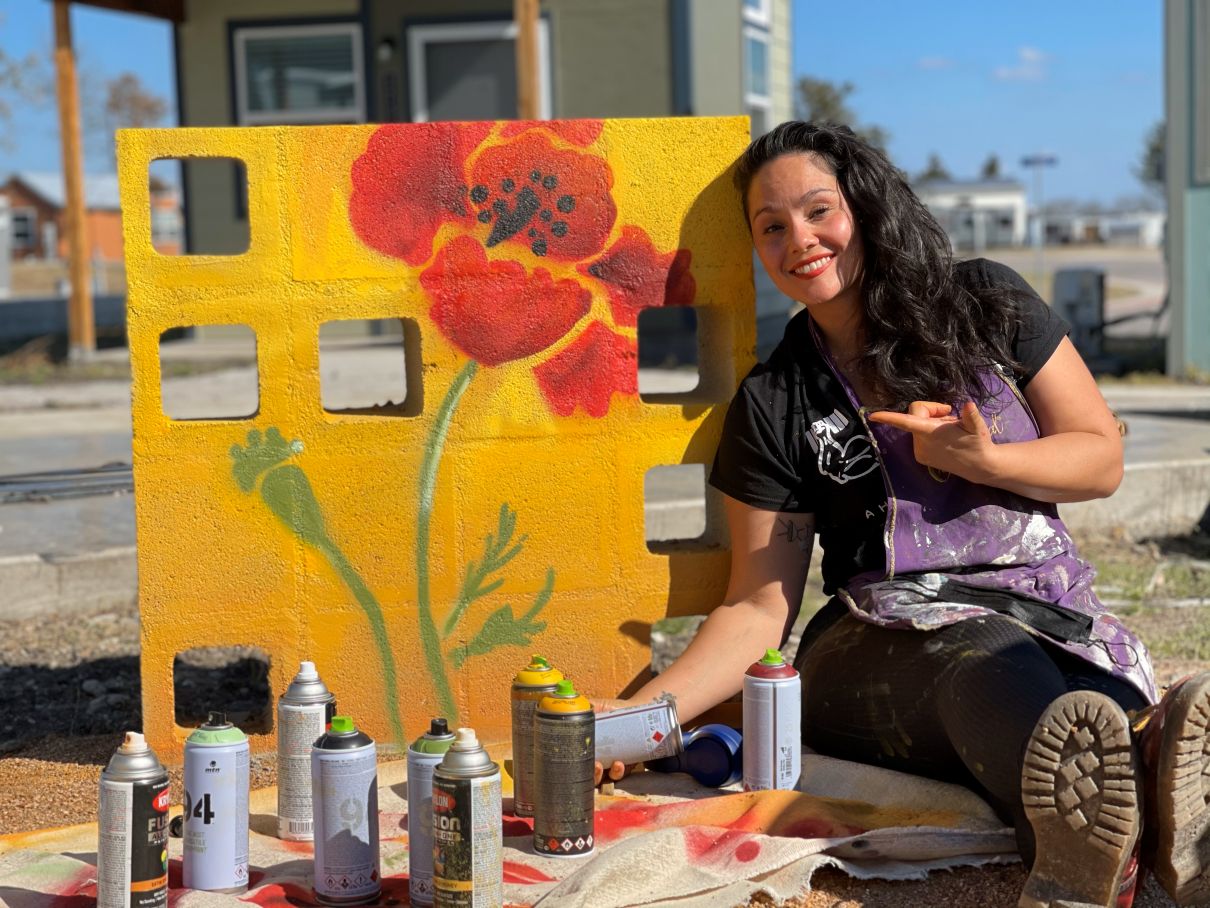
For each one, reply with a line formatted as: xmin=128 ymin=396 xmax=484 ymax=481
xmin=118 ymin=117 xmax=754 ymax=759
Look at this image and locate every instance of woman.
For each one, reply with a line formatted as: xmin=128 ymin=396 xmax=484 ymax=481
xmin=599 ymin=122 xmax=1210 ymax=908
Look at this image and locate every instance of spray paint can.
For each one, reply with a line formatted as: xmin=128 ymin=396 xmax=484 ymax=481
xmin=432 ymin=728 xmax=502 ymax=908
xmin=594 ymin=697 xmax=683 ymax=766
xmin=277 ymin=660 xmax=337 ymax=841
xmin=312 ymin=716 xmax=380 ymax=906
xmin=97 ymin=732 xmax=170 ymax=908
xmin=182 ymin=711 xmax=250 ymax=893
xmin=509 ymin=654 xmax=562 ymax=817
xmin=533 ymin=680 xmax=594 ymax=858
xmin=649 ymin=724 xmax=744 ymax=788
xmin=407 ymin=717 xmax=455 ymax=906
xmin=742 ymin=648 xmax=801 ymax=791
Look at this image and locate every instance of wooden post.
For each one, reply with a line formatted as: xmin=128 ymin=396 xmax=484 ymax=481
xmin=53 ymin=0 xmax=95 ymax=359
xmin=514 ymin=0 xmax=540 ymax=120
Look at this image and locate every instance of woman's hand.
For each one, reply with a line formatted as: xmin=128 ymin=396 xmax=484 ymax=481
xmin=590 ymin=698 xmax=637 ymax=787
xmin=867 ymin=400 xmax=999 ymax=483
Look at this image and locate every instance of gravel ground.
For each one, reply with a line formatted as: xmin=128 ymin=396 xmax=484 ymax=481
xmin=0 ymin=561 xmax=1203 ymax=907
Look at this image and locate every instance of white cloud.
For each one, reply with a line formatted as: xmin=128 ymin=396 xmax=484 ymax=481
xmin=917 ymin=56 xmax=954 ymax=71
xmin=994 ymin=46 xmax=1051 ymax=82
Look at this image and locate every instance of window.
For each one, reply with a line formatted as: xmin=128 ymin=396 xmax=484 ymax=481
xmin=232 ymin=22 xmax=365 ymax=125
xmin=407 ymin=20 xmax=551 ymax=122
xmin=10 ymin=209 xmax=35 ymax=251
xmin=743 ymin=27 xmax=770 ymax=137
xmin=742 ymin=0 xmax=772 ymax=27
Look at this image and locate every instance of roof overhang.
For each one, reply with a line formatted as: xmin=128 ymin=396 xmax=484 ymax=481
xmin=47 ymin=0 xmax=184 ymax=23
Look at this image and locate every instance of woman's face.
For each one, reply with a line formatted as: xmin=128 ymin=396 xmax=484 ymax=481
xmin=746 ymin=152 xmax=864 ymax=318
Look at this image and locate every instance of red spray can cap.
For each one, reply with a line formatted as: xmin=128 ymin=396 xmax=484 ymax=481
xmin=745 ymin=648 xmax=798 ymax=679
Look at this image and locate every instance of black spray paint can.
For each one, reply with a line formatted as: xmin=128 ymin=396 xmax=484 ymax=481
xmin=432 ymin=727 xmax=502 ymax=908
xmin=97 ymin=732 xmax=170 ymax=908
xmin=533 ymin=680 xmax=595 ymax=858
xmin=312 ymin=715 xmax=380 ymax=906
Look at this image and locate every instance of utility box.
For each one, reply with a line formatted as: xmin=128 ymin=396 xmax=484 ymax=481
xmin=1053 ymin=268 xmax=1105 ymax=360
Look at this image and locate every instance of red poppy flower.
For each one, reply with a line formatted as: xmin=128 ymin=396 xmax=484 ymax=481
xmin=581 ymin=226 xmax=696 ymax=327
xmin=349 ymin=121 xmax=696 ymax=419
xmin=349 ymin=121 xmax=491 ymax=266
xmin=468 ymin=129 xmax=615 ymax=262
xmin=420 ymin=236 xmax=591 ymax=367
xmin=534 ymin=321 xmax=637 ymax=418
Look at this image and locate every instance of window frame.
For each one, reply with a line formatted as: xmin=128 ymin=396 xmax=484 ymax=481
xmin=742 ymin=0 xmax=772 ymax=28
xmin=743 ymin=25 xmax=771 ymax=135
xmin=405 ymin=18 xmax=552 ymax=122
xmin=10 ymin=207 xmax=36 ymax=251
xmin=231 ymin=20 xmax=367 ymax=126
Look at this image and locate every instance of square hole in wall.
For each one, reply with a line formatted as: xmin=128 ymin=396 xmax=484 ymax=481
xmin=174 ymin=644 xmax=272 ymax=734
xmin=159 ymin=325 xmax=258 ymax=420
xmin=638 ymin=307 xmax=700 ymax=400
xmin=645 ymin=463 xmax=720 ymax=553
xmin=320 ymin=318 xmax=422 ymax=416
xmin=152 ymin=157 xmax=250 ymax=255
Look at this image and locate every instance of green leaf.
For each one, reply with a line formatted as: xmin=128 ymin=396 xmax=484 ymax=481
xmin=449 ymin=568 xmax=555 ymax=669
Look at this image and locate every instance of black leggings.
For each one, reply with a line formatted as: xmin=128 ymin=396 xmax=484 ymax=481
xmin=793 ymin=602 xmax=1148 ymax=862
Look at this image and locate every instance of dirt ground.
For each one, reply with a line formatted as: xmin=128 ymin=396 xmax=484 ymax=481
xmin=1 ymin=530 xmax=1207 ymax=907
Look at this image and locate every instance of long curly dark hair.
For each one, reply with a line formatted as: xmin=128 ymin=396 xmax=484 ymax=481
xmin=734 ymin=121 xmax=1024 ymax=408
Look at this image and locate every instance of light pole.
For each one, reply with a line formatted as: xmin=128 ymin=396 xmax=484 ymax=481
xmin=1021 ymin=154 xmax=1057 ymax=290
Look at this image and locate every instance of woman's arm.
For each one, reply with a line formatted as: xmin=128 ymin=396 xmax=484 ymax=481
xmin=621 ymin=494 xmax=814 ymax=725
xmin=867 ymin=337 xmax=1124 ymax=502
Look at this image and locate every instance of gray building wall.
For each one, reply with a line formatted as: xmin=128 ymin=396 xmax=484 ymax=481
xmin=1166 ymin=0 xmax=1210 ymax=375
xmin=687 ymin=0 xmax=742 ymax=115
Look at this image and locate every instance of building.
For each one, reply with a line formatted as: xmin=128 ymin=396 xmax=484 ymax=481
xmin=68 ymin=0 xmax=794 ymax=351
xmin=913 ymin=178 xmax=1029 ymax=250
xmin=1165 ymin=0 xmax=1209 ymax=375
xmin=0 ymin=170 xmax=182 ymax=261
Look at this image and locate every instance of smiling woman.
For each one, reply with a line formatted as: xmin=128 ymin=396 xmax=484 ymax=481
xmin=601 ymin=121 xmax=1210 ymax=908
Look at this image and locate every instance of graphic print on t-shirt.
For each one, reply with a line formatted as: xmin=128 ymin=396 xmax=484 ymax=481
xmin=804 ymin=409 xmax=879 ymax=486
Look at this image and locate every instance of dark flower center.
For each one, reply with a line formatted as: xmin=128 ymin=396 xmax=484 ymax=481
xmin=466 ymin=169 xmax=577 ymax=256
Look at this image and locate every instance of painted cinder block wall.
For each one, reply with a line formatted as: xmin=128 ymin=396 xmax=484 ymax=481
xmin=118 ymin=117 xmax=754 ymax=759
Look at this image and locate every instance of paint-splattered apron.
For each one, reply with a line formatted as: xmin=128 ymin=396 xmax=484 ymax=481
xmin=812 ymin=326 xmax=1158 ymax=705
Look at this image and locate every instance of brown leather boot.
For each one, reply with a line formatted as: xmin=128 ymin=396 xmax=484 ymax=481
xmin=1138 ymin=672 xmax=1210 ymax=906
xmin=1019 ymin=690 xmax=1142 ymax=908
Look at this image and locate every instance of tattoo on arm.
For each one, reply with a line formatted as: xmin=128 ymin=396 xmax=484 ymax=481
xmin=776 ymin=518 xmax=813 ymax=554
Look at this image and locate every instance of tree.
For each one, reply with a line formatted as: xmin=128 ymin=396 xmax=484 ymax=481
xmin=84 ymin=71 xmax=168 ymax=167
xmin=794 ymin=76 xmax=890 ymax=151
xmin=1135 ymin=120 xmax=1165 ymax=199
xmin=916 ymin=153 xmax=951 ymax=183
xmin=980 ymin=154 xmax=1001 ymax=180
xmin=0 ymin=43 xmax=49 ymax=149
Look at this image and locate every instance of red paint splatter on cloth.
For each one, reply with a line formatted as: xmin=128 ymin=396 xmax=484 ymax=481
xmin=503 ymin=861 xmax=556 ymax=885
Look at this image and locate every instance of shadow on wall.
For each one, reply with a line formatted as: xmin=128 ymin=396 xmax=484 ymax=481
xmin=618 ymin=162 xmax=752 ymax=698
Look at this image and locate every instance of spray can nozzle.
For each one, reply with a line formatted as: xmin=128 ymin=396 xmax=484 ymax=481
xmin=429 ymin=717 xmax=450 ymax=736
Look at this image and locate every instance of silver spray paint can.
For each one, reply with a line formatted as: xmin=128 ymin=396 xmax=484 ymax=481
xmin=312 ymin=715 xmax=380 ymax=906
xmin=432 ymin=727 xmax=502 ymax=908
xmin=277 ymin=660 xmax=336 ymax=840
xmin=742 ymin=648 xmax=801 ymax=791
xmin=407 ymin=717 xmax=455 ymax=906
xmin=182 ymin=711 xmax=250 ymax=893
xmin=97 ymin=732 xmax=170 ymax=908
xmin=594 ymin=696 xmax=683 ymax=766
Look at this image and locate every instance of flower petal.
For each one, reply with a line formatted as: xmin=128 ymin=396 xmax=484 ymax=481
xmin=499 ymin=119 xmax=604 ymax=147
xmin=422 ymin=236 xmax=592 ymax=366
xmin=350 ymin=122 xmax=491 ymax=265
xmin=533 ymin=321 xmax=637 ymax=418
xmin=469 ymin=130 xmax=616 ymax=262
xmin=580 ymin=226 xmax=697 ymax=328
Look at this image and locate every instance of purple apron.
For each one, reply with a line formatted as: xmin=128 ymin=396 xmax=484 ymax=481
xmin=810 ymin=323 xmax=1158 ymax=704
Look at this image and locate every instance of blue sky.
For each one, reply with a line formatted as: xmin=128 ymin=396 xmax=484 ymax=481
xmin=0 ymin=1 xmax=1162 ymax=204
xmin=791 ymin=2 xmax=1163 ymax=204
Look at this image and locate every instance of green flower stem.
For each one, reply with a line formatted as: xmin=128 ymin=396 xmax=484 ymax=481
xmin=316 ymin=538 xmax=405 ymax=748
xmin=417 ymin=359 xmax=479 ymax=722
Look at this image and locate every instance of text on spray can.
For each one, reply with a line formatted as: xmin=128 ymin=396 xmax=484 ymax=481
xmin=432 ymin=727 xmax=502 ymax=908
xmin=509 ymin=654 xmax=562 ymax=818
xmin=277 ymin=659 xmax=336 ymax=841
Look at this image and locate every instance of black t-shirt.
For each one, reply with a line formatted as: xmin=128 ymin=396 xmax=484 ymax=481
xmin=708 ymin=258 xmax=1071 ymax=594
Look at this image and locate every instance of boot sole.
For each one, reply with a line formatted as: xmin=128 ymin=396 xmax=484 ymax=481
xmin=1153 ymin=673 xmax=1210 ymax=905
xmin=1019 ymin=690 xmax=1141 ymax=908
